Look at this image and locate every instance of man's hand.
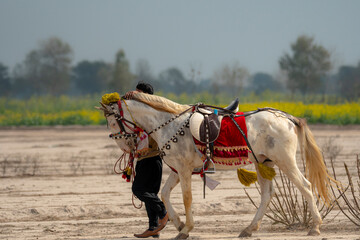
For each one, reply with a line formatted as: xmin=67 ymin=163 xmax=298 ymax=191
xmin=123 ymin=90 xmax=138 ymax=99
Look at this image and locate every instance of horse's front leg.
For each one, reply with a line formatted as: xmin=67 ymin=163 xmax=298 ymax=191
xmin=174 ymin=169 xmax=194 ymax=239
xmin=161 ymin=170 xmax=185 ymax=232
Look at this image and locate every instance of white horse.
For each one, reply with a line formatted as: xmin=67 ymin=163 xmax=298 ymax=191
xmin=98 ymin=93 xmax=335 ymax=239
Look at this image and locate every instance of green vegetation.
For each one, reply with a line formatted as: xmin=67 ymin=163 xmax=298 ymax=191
xmin=1 ymin=93 xmax=359 ymax=126
xmin=0 ymin=95 xmax=105 ymax=126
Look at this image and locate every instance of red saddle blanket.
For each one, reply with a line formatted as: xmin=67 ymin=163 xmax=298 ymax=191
xmin=193 ymin=113 xmax=251 ymax=166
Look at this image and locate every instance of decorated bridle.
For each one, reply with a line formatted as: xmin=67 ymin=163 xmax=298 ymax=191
xmin=107 ymin=99 xmax=142 ymax=141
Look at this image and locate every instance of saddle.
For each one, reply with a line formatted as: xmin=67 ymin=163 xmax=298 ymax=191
xmin=190 ymin=98 xmax=240 ymax=173
xmin=190 ymin=98 xmax=239 ymax=143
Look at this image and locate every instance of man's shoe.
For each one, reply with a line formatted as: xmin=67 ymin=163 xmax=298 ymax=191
xmin=134 ymin=229 xmax=159 ymax=238
xmin=154 ymin=213 xmax=169 ymax=233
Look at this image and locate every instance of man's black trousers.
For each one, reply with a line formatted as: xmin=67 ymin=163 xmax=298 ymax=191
xmin=132 ymin=155 xmax=167 ymax=230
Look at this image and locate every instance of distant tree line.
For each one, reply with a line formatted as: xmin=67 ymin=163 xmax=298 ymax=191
xmin=0 ymin=35 xmax=359 ymax=102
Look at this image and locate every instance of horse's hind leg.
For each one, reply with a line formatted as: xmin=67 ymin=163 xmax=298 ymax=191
xmin=277 ymin=159 xmax=322 ymax=236
xmin=161 ymin=171 xmax=185 ymax=232
xmin=240 ymin=161 xmax=275 ymax=237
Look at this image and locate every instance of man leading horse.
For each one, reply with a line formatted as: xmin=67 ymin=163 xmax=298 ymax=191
xmin=124 ymin=82 xmax=169 ymax=238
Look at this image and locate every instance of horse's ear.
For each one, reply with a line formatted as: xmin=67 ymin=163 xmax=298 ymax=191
xmin=95 ymin=102 xmax=109 ymax=113
xmin=94 ymin=106 xmax=105 ymax=111
xmin=100 ymin=102 xmax=108 ymax=109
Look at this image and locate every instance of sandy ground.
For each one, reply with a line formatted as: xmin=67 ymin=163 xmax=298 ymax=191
xmin=0 ymin=125 xmax=359 ymax=240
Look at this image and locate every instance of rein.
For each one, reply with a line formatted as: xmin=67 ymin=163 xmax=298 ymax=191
xmin=113 ymin=151 xmax=142 ymax=209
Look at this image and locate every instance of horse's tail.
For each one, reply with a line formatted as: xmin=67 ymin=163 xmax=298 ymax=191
xmin=295 ymin=118 xmax=338 ymax=205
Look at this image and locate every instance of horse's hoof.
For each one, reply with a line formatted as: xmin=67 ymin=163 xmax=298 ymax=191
xmin=307 ymin=228 xmax=320 ymax=236
xmin=177 ymin=222 xmax=185 ymax=232
xmin=173 ymin=233 xmax=189 ymax=239
xmin=239 ymin=230 xmax=252 ymax=238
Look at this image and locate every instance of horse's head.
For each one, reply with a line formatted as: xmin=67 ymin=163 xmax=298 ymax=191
xmin=97 ymin=91 xmax=193 ymax=156
xmin=96 ymin=101 xmax=137 ymax=153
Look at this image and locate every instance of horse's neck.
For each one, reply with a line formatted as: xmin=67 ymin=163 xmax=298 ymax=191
xmin=124 ymin=100 xmax=186 ymax=146
xmin=124 ymin=100 xmax=168 ymax=129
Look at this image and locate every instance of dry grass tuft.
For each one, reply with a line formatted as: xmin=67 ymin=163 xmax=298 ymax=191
xmin=330 ymin=155 xmax=360 ymax=226
xmin=0 ymin=154 xmax=40 ymax=177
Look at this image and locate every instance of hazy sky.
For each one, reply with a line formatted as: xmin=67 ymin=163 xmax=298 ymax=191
xmin=1 ymin=0 xmax=359 ymax=79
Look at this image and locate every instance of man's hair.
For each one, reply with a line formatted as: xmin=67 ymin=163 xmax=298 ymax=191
xmin=136 ymin=81 xmax=154 ymax=95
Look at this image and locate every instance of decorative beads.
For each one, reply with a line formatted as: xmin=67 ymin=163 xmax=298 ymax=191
xmin=148 ymin=108 xmax=192 ymax=135
xmin=159 ymin=116 xmax=191 ymax=153
xmin=109 ymin=132 xmax=137 ymax=140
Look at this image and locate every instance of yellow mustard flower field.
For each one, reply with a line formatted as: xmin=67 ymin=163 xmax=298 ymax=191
xmin=0 ymin=95 xmax=359 ymax=126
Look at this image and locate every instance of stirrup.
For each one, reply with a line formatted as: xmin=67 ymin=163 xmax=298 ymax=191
xmin=202 ymin=159 xmax=216 ymax=174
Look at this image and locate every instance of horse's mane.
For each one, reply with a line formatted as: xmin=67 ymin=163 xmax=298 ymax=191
xmin=130 ymin=92 xmax=190 ymax=114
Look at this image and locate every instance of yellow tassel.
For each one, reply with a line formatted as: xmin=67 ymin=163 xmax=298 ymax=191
xmin=258 ymin=163 xmax=276 ymax=180
xmin=237 ymin=168 xmax=258 ymax=186
xmin=126 ymin=167 xmax=132 ymax=176
xmin=102 ymin=92 xmax=120 ymax=105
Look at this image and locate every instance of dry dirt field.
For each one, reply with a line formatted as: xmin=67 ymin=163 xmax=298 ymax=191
xmin=0 ymin=125 xmax=359 ymax=240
